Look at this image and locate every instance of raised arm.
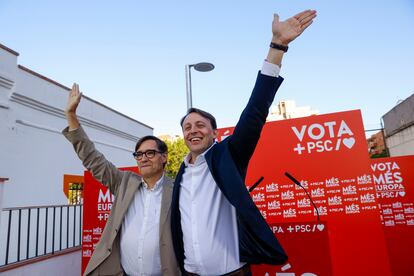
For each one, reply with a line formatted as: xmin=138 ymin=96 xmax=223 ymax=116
xmin=229 ymin=10 xmax=317 ymax=170
xmin=63 ymin=83 xmax=124 ymax=195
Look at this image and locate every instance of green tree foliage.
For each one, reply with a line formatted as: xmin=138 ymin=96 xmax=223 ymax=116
xmin=164 ymin=138 xmax=189 ymax=179
xmin=370 ymin=150 xmax=389 ymax=159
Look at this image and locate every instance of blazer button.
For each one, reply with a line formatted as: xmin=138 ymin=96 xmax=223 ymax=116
xmin=108 ymin=248 xmax=111 ymax=252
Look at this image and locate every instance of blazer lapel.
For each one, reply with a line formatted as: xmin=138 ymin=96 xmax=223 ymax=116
xmin=160 ymin=177 xmax=173 ymax=231
xmin=171 ymin=163 xmax=186 ymax=270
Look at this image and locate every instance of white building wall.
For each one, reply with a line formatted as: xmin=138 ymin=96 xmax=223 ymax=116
xmin=386 ymin=125 xmax=414 ymax=157
xmin=0 ymin=179 xmax=7 ymax=228
xmin=0 ymin=45 xmax=17 ymax=108
xmin=267 ymin=100 xmax=319 ymax=121
xmin=0 ymin=44 xmax=153 ymax=208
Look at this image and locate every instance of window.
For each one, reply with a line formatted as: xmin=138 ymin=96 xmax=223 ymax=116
xmin=68 ymin=182 xmax=83 ymax=204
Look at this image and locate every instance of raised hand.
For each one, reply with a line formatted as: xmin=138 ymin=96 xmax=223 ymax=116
xmin=65 ymin=83 xmax=82 ymax=130
xmin=66 ymin=83 xmax=82 ymax=114
xmin=272 ymin=10 xmax=317 ymax=45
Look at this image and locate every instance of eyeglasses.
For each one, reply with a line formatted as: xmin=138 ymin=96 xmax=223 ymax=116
xmin=132 ymin=149 xmax=163 ymax=160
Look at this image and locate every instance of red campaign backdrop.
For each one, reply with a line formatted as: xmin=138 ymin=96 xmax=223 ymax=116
xmin=80 ymin=110 xmax=414 ymax=275
xmin=251 ymin=221 xmax=333 ymax=276
xmin=218 ymin=110 xmax=391 ymax=276
xmin=372 ymin=156 xmax=414 ymax=276
xmin=81 ymin=167 xmax=138 ymax=275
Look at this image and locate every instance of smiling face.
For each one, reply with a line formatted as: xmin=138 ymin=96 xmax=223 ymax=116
xmin=182 ymin=112 xmax=218 ymax=161
xmin=135 ymin=139 xmax=167 ymax=180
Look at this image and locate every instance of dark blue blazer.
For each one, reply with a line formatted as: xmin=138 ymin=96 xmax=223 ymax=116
xmin=171 ymin=72 xmax=288 ymax=271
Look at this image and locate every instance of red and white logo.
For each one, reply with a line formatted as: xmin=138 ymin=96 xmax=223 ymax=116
xmin=291 ymin=120 xmax=355 ymax=155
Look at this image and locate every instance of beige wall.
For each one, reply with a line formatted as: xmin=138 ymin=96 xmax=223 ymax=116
xmin=386 ymin=125 xmax=414 ymax=157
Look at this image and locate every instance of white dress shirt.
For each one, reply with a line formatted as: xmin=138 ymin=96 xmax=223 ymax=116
xmin=179 ymin=61 xmax=279 ymax=275
xmin=180 ymin=145 xmax=243 ymax=275
xmin=120 ymin=175 xmax=164 ymax=276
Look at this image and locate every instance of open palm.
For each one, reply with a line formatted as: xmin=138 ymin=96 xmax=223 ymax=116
xmin=273 ymin=10 xmax=317 ymax=45
xmin=66 ymin=83 xmax=82 ymax=114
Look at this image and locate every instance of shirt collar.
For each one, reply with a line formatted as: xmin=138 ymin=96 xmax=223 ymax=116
xmin=142 ymin=173 xmax=164 ymax=191
xmin=184 ymin=142 xmax=216 ymax=166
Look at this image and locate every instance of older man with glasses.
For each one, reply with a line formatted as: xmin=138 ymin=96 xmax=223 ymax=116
xmin=63 ymin=83 xmax=180 ymax=276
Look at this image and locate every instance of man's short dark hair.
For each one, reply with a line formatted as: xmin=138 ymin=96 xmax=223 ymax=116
xmin=135 ymin=135 xmax=168 ymax=154
xmin=180 ymin=107 xmax=217 ymax=130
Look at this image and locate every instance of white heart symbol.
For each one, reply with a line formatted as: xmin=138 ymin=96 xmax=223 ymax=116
xmin=317 ymin=224 xmax=325 ymax=231
xmin=399 ymin=191 xmax=406 ymax=197
xmin=343 ymin=137 xmax=355 ymax=149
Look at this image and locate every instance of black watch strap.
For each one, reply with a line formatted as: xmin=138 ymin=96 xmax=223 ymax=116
xmin=269 ymin=42 xmax=288 ymax=52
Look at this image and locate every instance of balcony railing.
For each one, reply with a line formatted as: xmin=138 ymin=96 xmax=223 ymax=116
xmin=0 ymin=204 xmax=83 ymax=267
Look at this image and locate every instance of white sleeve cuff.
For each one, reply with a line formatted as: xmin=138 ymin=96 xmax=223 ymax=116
xmin=261 ymin=60 xmax=280 ymax=77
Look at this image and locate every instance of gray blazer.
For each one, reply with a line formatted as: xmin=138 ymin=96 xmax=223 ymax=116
xmin=63 ymin=126 xmax=180 ymax=276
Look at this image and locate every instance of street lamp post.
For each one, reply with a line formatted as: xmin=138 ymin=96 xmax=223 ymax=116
xmin=185 ymin=62 xmax=215 ymax=110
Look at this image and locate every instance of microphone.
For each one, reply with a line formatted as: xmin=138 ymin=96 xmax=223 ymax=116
xmin=249 ymin=176 xmax=264 ymax=193
xmin=285 ymin=172 xmax=320 ymax=221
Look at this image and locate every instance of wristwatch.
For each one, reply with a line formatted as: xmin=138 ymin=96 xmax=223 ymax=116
xmin=269 ymin=42 xmax=288 ymax=52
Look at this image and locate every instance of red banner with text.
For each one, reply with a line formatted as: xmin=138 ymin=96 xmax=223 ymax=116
xmin=81 ymin=167 xmax=138 ymax=275
xmin=251 ymin=221 xmax=333 ymax=275
xmin=372 ymin=156 xmax=414 ymax=276
xmin=218 ymin=110 xmax=392 ymax=276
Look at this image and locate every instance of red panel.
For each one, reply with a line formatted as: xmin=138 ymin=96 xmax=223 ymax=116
xmin=218 ymin=110 xmax=392 ymax=276
xmin=372 ymin=156 xmax=414 ymax=276
xmin=81 ymin=166 xmax=138 ymax=275
xmin=252 ymin=221 xmax=333 ymax=275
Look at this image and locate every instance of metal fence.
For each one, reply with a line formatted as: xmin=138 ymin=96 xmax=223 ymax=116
xmin=0 ymin=204 xmax=83 ymax=267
